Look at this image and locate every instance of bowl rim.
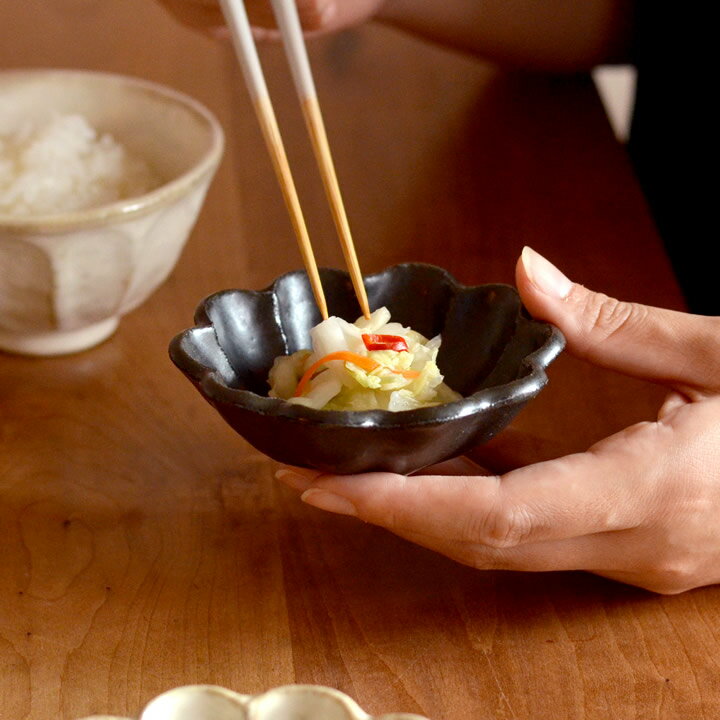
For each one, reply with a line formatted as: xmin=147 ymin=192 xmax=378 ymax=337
xmin=169 ymin=263 xmax=566 ymax=430
xmin=0 ymin=68 xmax=225 ymax=234
xmin=75 ymin=682 xmax=432 ymax=720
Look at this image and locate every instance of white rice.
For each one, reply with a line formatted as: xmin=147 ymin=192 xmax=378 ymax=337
xmin=0 ymin=114 xmax=160 ymax=216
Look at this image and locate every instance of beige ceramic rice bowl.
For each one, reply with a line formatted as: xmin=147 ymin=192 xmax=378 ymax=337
xmin=0 ymin=69 xmax=224 ymax=355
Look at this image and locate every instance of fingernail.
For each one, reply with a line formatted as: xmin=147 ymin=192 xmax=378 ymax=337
xmin=275 ymin=469 xmax=313 ymax=491
xmin=521 ymin=246 xmax=573 ymax=299
xmin=301 ymin=489 xmax=357 ymax=517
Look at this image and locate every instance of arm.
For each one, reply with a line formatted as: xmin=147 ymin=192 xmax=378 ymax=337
xmin=376 ymin=0 xmax=635 ymax=70
xmin=154 ymin=0 xmax=635 ymax=70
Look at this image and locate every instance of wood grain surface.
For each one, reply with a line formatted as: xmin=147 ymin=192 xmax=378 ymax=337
xmin=1 ymin=3 xmax=717 ymax=719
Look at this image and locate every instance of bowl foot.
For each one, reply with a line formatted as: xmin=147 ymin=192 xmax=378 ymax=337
xmin=0 ymin=317 xmax=119 ymax=356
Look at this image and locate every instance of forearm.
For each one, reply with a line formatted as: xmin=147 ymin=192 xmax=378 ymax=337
xmin=376 ymin=0 xmax=635 ymax=71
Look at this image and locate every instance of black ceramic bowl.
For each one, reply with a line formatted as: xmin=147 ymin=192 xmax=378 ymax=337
xmin=169 ymin=263 xmax=564 ymax=474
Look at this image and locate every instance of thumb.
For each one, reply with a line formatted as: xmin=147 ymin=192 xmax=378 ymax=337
xmin=516 ymin=246 xmax=720 ymax=394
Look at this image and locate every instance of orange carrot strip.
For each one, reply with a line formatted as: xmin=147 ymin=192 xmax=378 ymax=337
xmin=399 ymin=370 xmax=421 ymax=379
xmin=294 ymin=351 xmax=379 ymax=397
xmin=293 ymin=351 xmax=422 ymax=398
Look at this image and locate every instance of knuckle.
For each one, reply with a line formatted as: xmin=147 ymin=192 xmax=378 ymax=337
xmin=465 ymin=503 xmax=534 ymax=549
xmin=576 ymin=292 xmax=646 ymax=352
xmin=651 ymin=584 xmax=691 ymax=596
xmin=643 ymin=558 xmax=699 ymax=595
xmin=645 ymin=578 xmax=692 ymax=595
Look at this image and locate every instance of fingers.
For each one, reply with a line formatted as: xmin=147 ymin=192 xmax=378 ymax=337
xmin=155 ymin=0 xmax=372 ymax=37
xmin=658 ymin=390 xmax=691 ymax=419
xmin=276 ymin=421 xmax=662 ymax=548
xmin=278 ymin=467 xmax=703 ymax=592
xmin=395 ymin=526 xmax=636 ymax=575
xmin=155 ymin=0 xmax=226 ymax=33
xmin=276 ymin=467 xmax=651 ymax=577
xmin=517 ymin=247 xmax=720 ymax=395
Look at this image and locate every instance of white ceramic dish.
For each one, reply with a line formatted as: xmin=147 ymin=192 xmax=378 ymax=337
xmin=77 ymin=684 xmax=430 ymax=720
xmin=0 ymin=69 xmax=224 ymax=356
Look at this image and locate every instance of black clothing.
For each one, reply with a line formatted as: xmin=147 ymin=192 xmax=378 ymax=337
xmin=628 ymin=2 xmax=714 ymax=314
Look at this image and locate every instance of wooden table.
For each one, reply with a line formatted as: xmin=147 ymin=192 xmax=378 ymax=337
xmin=2 ymin=3 xmax=717 ymax=719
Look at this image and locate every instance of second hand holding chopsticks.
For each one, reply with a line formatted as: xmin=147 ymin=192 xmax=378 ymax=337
xmin=219 ymin=0 xmax=370 ymax=320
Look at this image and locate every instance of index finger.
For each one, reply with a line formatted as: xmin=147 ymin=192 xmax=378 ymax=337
xmin=294 ymin=422 xmax=662 ymax=548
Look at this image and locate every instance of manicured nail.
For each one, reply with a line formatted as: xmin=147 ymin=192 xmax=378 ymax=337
xmin=521 ymin=246 xmax=573 ymax=299
xmin=301 ymin=489 xmax=357 ymax=517
xmin=275 ymin=469 xmax=313 ymax=492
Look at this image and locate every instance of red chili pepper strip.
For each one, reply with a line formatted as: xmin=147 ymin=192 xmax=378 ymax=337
xmin=361 ymin=334 xmax=409 ymax=352
xmin=294 ymin=350 xmax=420 ymax=398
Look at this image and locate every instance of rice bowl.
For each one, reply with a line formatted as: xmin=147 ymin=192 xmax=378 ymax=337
xmin=0 ymin=69 xmax=224 ymax=356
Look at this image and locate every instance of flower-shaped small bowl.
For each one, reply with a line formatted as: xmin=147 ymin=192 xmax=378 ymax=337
xmin=78 ymin=683 xmax=431 ymax=720
xmin=169 ymin=263 xmax=564 ymax=475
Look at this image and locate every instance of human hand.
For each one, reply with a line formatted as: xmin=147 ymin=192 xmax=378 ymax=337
xmin=276 ymin=247 xmax=720 ymax=594
xmin=153 ymin=0 xmax=388 ymax=39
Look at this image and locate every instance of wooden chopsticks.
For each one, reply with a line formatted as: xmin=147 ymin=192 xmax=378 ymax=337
xmin=269 ymin=0 xmax=371 ymax=320
xmin=218 ymin=0 xmax=370 ymax=320
xmin=218 ymin=0 xmax=328 ymax=319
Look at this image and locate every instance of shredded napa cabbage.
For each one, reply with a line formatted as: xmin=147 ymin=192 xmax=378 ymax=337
xmin=267 ymin=306 xmax=461 ymax=411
